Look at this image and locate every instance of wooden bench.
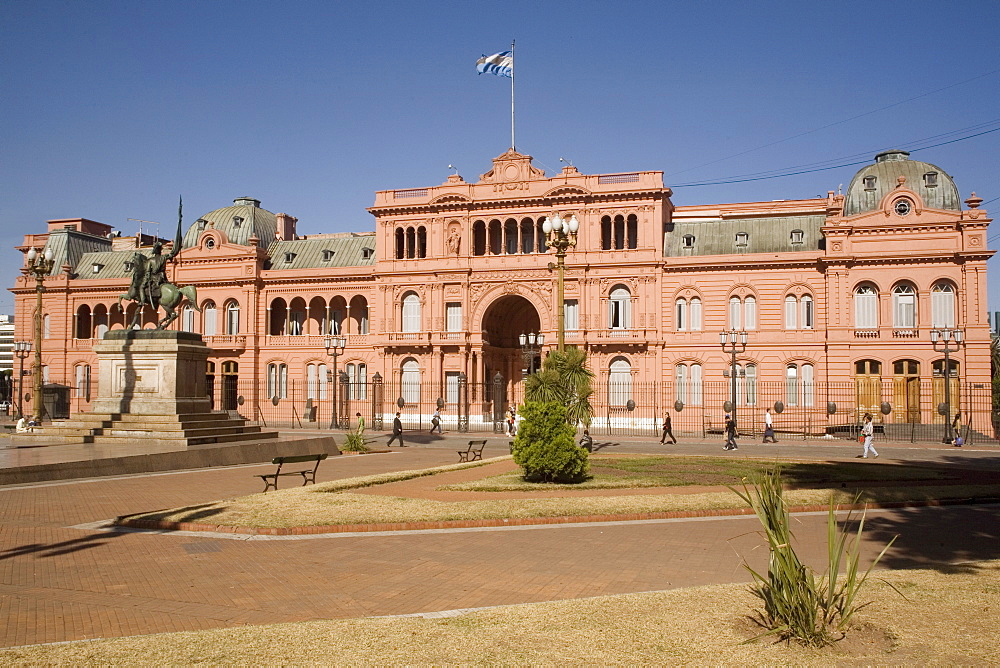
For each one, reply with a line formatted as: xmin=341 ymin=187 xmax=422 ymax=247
xmin=257 ymin=454 xmax=328 ymax=493
xmin=457 ymin=440 xmax=487 ymax=462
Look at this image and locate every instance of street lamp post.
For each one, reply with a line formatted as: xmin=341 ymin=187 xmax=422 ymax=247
xmin=719 ymin=329 xmax=748 ymax=432
xmin=931 ymin=328 xmax=963 ymax=444
xmin=324 ymin=335 xmax=346 ymax=429
xmin=23 ymin=247 xmax=54 ymax=422
xmin=518 ymin=331 xmax=544 ymax=376
xmin=542 ymin=214 xmax=579 ymax=352
xmin=13 ymin=341 xmax=32 ymax=420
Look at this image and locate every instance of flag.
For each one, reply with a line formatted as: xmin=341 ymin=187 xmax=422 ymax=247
xmin=476 ymin=50 xmax=513 ymax=78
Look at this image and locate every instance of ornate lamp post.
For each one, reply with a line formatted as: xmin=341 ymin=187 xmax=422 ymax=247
xmin=931 ymin=328 xmax=963 ymax=443
xmin=719 ymin=329 xmax=748 ymax=432
xmin=23 ymin=247 xmax=54 ymax=422
xmin=542 ymin=213 xmax=579 ymax=352
xmin=13 ymin=341 xmax=32 ymax=420
xmin=324 ymin=335 xmax=346 ymax=429
xmin=518 ymin=331 xmax=544 ymax=376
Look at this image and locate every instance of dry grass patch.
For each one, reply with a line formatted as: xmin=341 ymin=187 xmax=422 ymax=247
xmin=3 ymin=563 xmax=998 ymax=665
xmin=117 ymin=478 xmax=1000 ymax=529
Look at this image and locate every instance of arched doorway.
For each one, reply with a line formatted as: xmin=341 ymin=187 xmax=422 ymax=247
xmin=480 ymin=294 xmax=543 ymax=430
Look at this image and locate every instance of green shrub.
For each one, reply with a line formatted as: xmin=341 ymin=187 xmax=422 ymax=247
xmin=341 ymin=429 xmax=369 ymax=453
xmin=511 ymin=401 xmax=589 ymax=483
xmin=730 ymin=468 xmax=896 ymax=646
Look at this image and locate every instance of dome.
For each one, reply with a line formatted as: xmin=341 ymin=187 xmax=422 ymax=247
xmin=182 ymin=196 xmax=277 ymax=248
xmin=843 ymin=150 xmax=960 ymax=216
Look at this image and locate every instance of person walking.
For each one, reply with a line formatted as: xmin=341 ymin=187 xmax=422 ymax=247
xmin=579 ymin=429 xmax=594 ymax=452
xmin=858 ymin=412 xmax=878 ymax=459
xmin=429 ymin=408 xmax=443 ymax=434
xmin=660 ymin=413 xmax=677 ymax=444
xmin=355 ymin=411 xmax=365 ymax=434
xmin=723 ymin=414 xmax=738 ymax=450
xmin=762 ymin=408 xmax=777 ymax=443
xmin=387 ymin=412 xmax=405 ymax=447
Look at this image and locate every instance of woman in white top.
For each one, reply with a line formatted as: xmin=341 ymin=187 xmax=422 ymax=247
xmin=860 ymin=413 xmax=878 ymax=459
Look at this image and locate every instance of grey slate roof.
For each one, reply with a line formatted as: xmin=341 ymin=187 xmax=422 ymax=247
xmin=666 ymin=215 xmax=824 ymax=257
xmin=266 ymin=234 xmax=377 ymax=270
xmin=73 ymin=248 xmax=151 ymax=280
xmin=43 ymin=229 xmax=113 ymax=276
xmin=843 ymin=150 xmax=960 ymax=216
xmin=181 ymin=198 xmax=278 ymax=249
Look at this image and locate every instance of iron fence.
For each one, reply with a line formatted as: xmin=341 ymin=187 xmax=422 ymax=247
xmin=41 ymin=374 xmax=1000 ymax=446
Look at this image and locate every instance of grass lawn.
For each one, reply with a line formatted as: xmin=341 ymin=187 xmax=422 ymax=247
xmin=3 ymin=562 xmax=997 ymax=665
xmin=114 ymin=454 xmax=997 ymax=530
xmin=439 ymin=454 xmax=953 ymax=491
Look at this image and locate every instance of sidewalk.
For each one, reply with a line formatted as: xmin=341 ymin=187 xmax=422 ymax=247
xmin=1 ymin=437 xmax=999 ymax=648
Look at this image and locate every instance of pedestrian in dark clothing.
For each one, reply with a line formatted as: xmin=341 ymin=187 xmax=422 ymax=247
xmin=579 ymin=429 xmax=593 ymax=452
xmin=660 ymin=414 xmax=677 ymax=444
xmin=387 ymin=412 xmax=405 ymax=447
xmin=723 ymin=414 xmax=738 ymax=450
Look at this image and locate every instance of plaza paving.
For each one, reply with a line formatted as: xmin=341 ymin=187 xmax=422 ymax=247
xmin=1 ymin=429 xmax=999 ymax=648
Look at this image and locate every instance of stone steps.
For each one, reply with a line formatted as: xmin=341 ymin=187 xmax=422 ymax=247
xmin=35 ymin=411 xmax=278 ymax=446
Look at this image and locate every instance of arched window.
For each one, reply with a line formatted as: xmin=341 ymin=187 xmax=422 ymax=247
xmin=690 ymin=363 xmax=703 ymax=406
xmin=351 ymin=295 xmax=369 ymax=335
xmin=802 ymin=363 xmax=814 ymax=407
xmin=75 ymin=305 xmax=92 ymax=339
xmin=626 ymin=214 xmax=638 ymax=249
xmin=347 ymin=362 xmax=367 ymax=400
xmin=854 ymin=285 xmax=878 ymax=329
xmin=267 ymin=363 xmax=287 ymax=399
xmin=74 ymin=364 xmax=91 ymax=400
xmin=504 ymin=219 xmax=518 ymax=254
xmin=488 ymin=219 xmax=502 ymax=255
xmin=785 ymin=364 xmax=799 ymax=406
xmin=690 ymin=297 xmax=702 ymax=331
xmin=675 ymin=297 xmax=702 ymax=331
xmin=784 ymin=295 xmax=797 ymax=330
xmin=402 ymin=292 xmax=421 ymax=332
xmin=203 ymin=301 xmax=218 ymax=336
xmin=394 ymin=227 xmax=405 ymax=259
xmin=43 ymin=314 xmax=50 ymax=339
xmin=520 ymin=218 xmax=535 ymax=253
xmin=675 ymin=298 xmax=687 ymax=331
xmin=801 ymin=295 xmax=814 ymax=329
xmin=931 ymin=282 xmax=956 ymax=328
xmin=93 ymin=305 xmax=109 ymax=339
xmin=406 ymin=227 xmax=416 ymax=259
xmin=182 ymin=306 xmax=195 ymax=332
xmin=226 ymin=300 xmax=240 ymax=335
xmin=892 ymin=284 xmax=916 ymax=329
xmin=401 ymin=358 xmax=420 ymax=404
xmin=609 ymin=285 xmax=631 ymax=329
xmin=472 ymin=220 xmax=486 ymax=256
xmin=601 ymin=216 xmax=612 ymax=250
xmin=608 ymin=357 xmax=631 ymax=406
xmin=675 ymin=365 xmax=687 ymax=404
xmin=744 ymin=296 xmax=756 ymax=330
xmin=417 ymin=226 xmax=427 ymax=258
xmin=729 ymin=296 xmax=741 ymax=330
xmin=743 ymin=364 xmax=756 ymax=406
xmin=307 ymin=363 xmax=320 ymax=400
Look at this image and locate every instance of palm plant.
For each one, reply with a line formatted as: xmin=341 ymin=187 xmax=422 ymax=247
xmin=524 ymin=347 xmax=594 ymax=427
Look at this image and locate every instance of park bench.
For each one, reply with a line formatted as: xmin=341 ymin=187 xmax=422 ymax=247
xmin=257 ymin=453 xmax=328 ymax=493
xmin=457 ymin=440 xmax=487 ymax=462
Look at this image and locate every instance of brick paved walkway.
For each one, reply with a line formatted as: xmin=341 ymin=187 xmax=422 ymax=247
xmin=1 ymin=433 xmax=999 ymax=648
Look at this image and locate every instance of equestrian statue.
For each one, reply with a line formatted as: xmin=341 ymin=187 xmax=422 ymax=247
xmin=118 ymin=197 xmax=200 ymax=330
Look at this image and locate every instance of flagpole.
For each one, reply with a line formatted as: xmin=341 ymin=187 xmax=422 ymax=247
xmin=510 ymin=40 xmax=515 ymax=151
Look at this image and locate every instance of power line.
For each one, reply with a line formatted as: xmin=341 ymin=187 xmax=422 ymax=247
xmin=666 ymin=68 xmax=1000 ymax=179
xmin=672 ymin=124 xmax=1000 ymax=188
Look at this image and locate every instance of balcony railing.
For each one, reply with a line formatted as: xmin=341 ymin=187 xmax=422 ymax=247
xmin=204 ymin=335 xmax=247 ymax=351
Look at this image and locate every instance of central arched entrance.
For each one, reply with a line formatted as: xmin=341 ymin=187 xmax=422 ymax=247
xmin=481 ymin=294 xmax=542 ymax=381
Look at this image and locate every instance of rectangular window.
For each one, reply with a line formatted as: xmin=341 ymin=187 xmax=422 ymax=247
xmin=676 ymin=299 xmax=687 ymax=331
xmin=690 ymin=298 xmax=702 ymax=331
xmin=784 ymin=297 xmax=797 ymax=330
xmin=204 ymin=307 xmax=217 ymax=336
xmin=564 ymin=300 xmax=579 ymax=331
xmin=446 ymin=303 xmax=462 ymax=332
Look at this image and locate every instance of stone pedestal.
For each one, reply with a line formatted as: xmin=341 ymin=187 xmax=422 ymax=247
xmin=91 ymin=330 xmax=212 ymax=416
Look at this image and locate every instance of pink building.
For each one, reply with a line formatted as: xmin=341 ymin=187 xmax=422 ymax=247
xmin=10 ymin=149 xmax=995 ymax=438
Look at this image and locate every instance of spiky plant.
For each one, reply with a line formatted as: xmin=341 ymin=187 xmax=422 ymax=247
xmin=524 ymin=347 xmax=594 ymax=427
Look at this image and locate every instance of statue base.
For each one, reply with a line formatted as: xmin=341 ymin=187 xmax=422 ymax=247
xmin=90 ymin=330 xmax=213 ymax=415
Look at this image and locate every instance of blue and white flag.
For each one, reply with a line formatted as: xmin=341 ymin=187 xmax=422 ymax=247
xmin=476 ymin=50 xmax=513 ymax=78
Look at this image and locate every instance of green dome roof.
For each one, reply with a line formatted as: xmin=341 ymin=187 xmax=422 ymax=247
xmin=843 ymin=150 xmax=960 ymax=216
xmin=182 ymin=197 xmax=277 ymax=248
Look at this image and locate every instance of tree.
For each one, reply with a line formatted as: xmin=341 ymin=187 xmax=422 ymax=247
xmin=524 ymin=347 xmax=594 ymax=427
xmin=511 ymin=401 xmax=589 ymax=482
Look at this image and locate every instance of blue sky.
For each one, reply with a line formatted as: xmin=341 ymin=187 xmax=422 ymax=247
xmin=3 ymin=0 xmax=999 ymax=315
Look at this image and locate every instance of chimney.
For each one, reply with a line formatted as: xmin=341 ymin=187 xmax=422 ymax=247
xmin=276 ymin=213 xmax=298 ymax=241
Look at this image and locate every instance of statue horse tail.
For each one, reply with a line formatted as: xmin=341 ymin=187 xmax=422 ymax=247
xmin=181 ymin=285 xmax=201 ymax=311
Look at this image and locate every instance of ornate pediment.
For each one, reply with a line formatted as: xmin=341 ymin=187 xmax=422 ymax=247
xmin=478 ymin=149 xmax=545 ymax=185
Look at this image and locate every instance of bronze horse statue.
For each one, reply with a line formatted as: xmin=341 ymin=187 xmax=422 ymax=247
xmin=117 ymin=198 xmax=200 ymax=330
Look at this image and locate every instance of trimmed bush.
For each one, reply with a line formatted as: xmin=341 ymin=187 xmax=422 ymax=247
xmin=511 ymin=401 xmax=589 ymax=483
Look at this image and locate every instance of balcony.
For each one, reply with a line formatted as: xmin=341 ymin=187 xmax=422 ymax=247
xmin=264 ymin=334 xmax=370 ymax=348
xmin=386 ymin=332 xmax=432 ymax=348
xmin=204 ymin=335 xmax=247 ymax=351
xmin=70 ymin=338 xmax=94 ymax=351
xmin=591 ymin=328 xmax=654 ymax=344
xmin=892 ymin=329 xmax=919 ymax=338
xmin=854 ymin=329 xmax=880 ymax=338
xmin=432 ymin=331 xmax=469 ymax=345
